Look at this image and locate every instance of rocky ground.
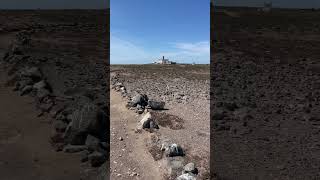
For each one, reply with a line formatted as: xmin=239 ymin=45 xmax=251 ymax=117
xmin=211 ymin=6 xmax=320 ymax=180
xmin=110 ymin=65 xmax=210 ymax=179
xmin=0 ymin=10 xmax=109 ymax=180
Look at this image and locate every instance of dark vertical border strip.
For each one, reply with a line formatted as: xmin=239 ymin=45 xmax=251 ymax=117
xmin=106 ymin=6 xmax=111 ymax=180
xmin=210 ymin=0 xmax=214 ymax=179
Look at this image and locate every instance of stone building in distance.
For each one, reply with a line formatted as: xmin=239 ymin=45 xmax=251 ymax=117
xmin=263 ymin=1 xmax=272 ymax=12
xmin=154 ymin=56 xmax=176 ymax=64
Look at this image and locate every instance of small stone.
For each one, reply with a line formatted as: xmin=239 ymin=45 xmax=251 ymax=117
xmin=80 ymin=150 xmax=89 ymax=162
xmin=118 ymin=137 xmax=123 ymax=141
xmin=21 ymin=67 xmax=42 ymax=81
xmin=18 ymin=78 xmax=33 ymax=91
xmin=53 ymin=120 xmax=68 ymax=133
xmin=39 ymin=102 xmax=54 ymax=112
xmin=33 ymin=80 xmax=47 ymax=90
xmin=183 ymin=163 xmax=198 ymax=175
xmin=50 ymin=104 xmax=65 ymax=118
xmin=88 ymin=151 xmax=107 ymax=167
xmin=20 ymin=85 xmax=33 ymax=96
xmin=165 ymin=143 xmax=184 ymax=157
xmin=177 ymin=173 xmax=196 ymax=180
xmin=137 ymin=108 xmax=144 ymax=114
xmin=11 ymin=45 xmax=22 ymax=55
xmin=149 ymin=120 xmax=159 ymax=129
xmin=100 ymin=142 xmax=108 ymax=150
xmin=86 ymin=134 xmax=100 ymax=151
xmin=136 ymin=112 xmax=159 ymax=131
xmin=135 ymin=104 xmax=145 ymax=114
xmin=36 ymin=88 xmax=50 ymax=101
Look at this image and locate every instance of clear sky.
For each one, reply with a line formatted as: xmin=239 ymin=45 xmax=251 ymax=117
xmin=111 ymin=0 xmax=210 ymax=64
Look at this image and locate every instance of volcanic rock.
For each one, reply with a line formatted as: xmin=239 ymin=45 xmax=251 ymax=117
xmin=148 ymin=100 xmax=165 ymax=110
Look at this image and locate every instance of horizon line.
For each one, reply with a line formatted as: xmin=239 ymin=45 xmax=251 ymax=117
xmin=110 ymin=63 xmax=210 ymax=65
xmin=0 ymin=8 xmax=110 ymax=10
xmin=213 ymin=5 xmax=320 ymax=10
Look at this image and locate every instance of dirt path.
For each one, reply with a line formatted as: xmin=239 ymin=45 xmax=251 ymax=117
xmin=110 ymin=90 xmax=164 ymax=180
xmin=0 ymin=33 xmax=82 ymax=180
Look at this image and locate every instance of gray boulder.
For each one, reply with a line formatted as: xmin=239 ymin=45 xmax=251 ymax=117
xmin=165 ymin=143 xmax=184 ymax=157
xmin=65 ymin=103 xmax=107 ymax=145
xmin=148 ymin=100 xmax=165 ymax=110
xmin=131 ymin=94 xmax=148 ymax=106
xmin=137 ymin=112 xmax=151 ymax=130
xmin=136 ymin=112 xmax=159 ymax=130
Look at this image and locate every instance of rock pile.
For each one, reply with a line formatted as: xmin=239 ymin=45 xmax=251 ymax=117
xmin=49 ymin=97 xmax=108 ymax=168
xmin=111 ymin=73 xmax=166 ymax=114
xmin=111 ymin=74 xmax=201 ymax=180
xmin=1 ymin=30 xmax=108 ymax=179
xmin=151 ymin=129 xmax=200 ymax=179
xmin=3 ymin=46 xmax=54 ymax=116
xmin=125 ymin=93 xmax=166 ymax=114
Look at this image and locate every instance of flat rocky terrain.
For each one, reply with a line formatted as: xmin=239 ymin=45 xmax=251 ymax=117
xmin=0 ymin=10 xmax=109 ymax=180
xmin=110 ymin=64 xmax=210 ymax=179
xmin=211 ymin=6 xmax=320 ymax=180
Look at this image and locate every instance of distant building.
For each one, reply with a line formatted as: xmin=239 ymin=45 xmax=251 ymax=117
xmin=154 ymin=56 xmax=176 ymax=64
xmin=262 ymin=1 xmax=272 ymax=12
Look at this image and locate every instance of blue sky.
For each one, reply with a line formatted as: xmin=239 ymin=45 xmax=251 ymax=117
xmin=111 ymin=0 xmax=210 ymax=64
